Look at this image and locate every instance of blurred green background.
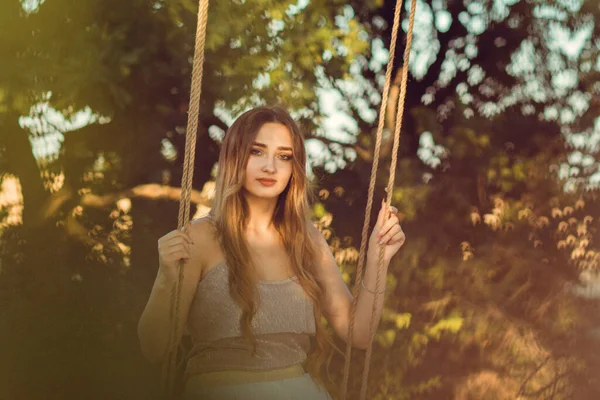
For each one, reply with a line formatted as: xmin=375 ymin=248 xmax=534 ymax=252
xmin=2 ymin=0 xmax=600 ymax=399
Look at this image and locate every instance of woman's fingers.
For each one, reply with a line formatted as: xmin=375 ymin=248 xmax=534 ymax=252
xmin=375 ymin=200 xmax=390 ymax=228
xmin=163 ymin=237 xmax=191 ymax=249
xmin=160 ymin=230 xmax=193 ymax=244
xmin=167 ymin=230 xmax=193 ymax=244
xmin=377 ymin=214 xmax=400 ymax=239
xmin=164 ymin=247 xmax=190 ymax=261
xmin=160 ymin=239 xmax=189 ymax=252
xmin=157 ymin=229 xmax=193 ymax=283
xmin=165 ymin=243 xmax=188 ymax=255
xmin=379 ymin=224 xmax=402 ymax=245
xmin=376 ymin=200 xmax=399 ymax=227
xmin=159 ymin=234 xmax=191 ymax=265
xmin=389 ymin=229 xmax=406 ymax=245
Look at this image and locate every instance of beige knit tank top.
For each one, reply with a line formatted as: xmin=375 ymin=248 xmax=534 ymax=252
xmin=184 ymin=261 xmax=316 ymax=376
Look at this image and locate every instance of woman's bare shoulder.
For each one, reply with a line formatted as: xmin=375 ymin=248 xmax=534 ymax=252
xmin=189 ymin=215 xmax=225 ymax=279
xmin=307 ymin=221 xmax=328 ymax=252
xmin=189 ymin=215 xmax=217 ymax=244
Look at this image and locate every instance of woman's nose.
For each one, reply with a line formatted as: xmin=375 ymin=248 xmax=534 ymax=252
xmin=262 ymin=159 xmax=276 ymax=173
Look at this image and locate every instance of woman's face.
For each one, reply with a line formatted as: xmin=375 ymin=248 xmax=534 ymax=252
xmin=243 ymin=122 xmax=295 ymax=200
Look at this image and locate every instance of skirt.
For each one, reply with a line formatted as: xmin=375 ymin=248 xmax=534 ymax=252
xmin=183 ymin=364 xmax=332 ymax=400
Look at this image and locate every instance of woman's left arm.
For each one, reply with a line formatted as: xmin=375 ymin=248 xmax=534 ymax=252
xmin=313 ymin=201 xmax=406 ymax=349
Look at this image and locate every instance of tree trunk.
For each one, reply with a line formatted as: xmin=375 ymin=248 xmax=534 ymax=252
xmin=1 ymin=112 xmax=48 ymax=228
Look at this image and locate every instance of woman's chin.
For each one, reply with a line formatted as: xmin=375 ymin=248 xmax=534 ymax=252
xmin=245 ymin=187 xmax=283 ymax=200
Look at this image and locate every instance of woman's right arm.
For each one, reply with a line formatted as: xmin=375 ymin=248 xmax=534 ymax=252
xmin=137 ymin=219 xmax=209 ymax=363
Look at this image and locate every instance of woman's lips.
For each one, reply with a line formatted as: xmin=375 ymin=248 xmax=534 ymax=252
xmin=257 ymin=178 xmax=276 ymax=187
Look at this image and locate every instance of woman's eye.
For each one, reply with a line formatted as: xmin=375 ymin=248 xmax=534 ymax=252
xmin=250 ymin=149 xmax=292 ymax=160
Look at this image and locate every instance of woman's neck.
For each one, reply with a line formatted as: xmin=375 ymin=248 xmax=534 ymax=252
xmin=244 ymin=193 xmax=278 ymax=235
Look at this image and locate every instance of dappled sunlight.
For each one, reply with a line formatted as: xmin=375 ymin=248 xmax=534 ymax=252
xmin=0 ymin=175 xmax=23 ymax=227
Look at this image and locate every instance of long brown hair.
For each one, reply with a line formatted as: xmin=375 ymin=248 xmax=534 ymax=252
xmin=209 ymin=106 xmax=337 ymax=390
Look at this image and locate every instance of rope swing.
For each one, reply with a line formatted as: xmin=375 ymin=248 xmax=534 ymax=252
xmin=161 ymin=0 xmax=417 ymax=398
xmin=342 ymin=0 xmax=417 ymax=398
xmin=161 ymin=0 xmax=210 ymax=395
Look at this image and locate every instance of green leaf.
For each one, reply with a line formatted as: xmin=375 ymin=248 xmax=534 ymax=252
xmin=395 ymin=313 xmax=412 ymax=330
xmin=427 ymin=315 xmax=464 ymax=339
xmin=313 ymin=202 xmax=326 ymax=219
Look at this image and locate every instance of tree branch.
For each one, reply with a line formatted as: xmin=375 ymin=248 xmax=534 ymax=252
xmin=40 ymin=183 xmax=211 ymax=221
xmin=79 ymin=184 xmax=210 ymax=208
xmin=57 ymin=184 xmax=212 ymax=250
xmin=516 ymin=355 xmax=552 ymax=397
xmin=1 ymin=112 xmax=49 ymax=228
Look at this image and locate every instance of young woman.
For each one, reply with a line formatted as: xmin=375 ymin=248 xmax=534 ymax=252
xmin=138 ymin=106 xmax=405 ymax=400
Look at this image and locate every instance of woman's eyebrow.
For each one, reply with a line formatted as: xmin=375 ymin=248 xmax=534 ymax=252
xmin=252 ymin=142 xmax=293 ymax=151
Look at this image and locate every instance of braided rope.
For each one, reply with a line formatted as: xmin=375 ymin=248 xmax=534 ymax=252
xmin=359 ymin=1 xmax=417 ymax=399
xmin=161 ymin=0 xmax=210 ymax=397
xmin=340 ymin=0 xmax=404 ymax=397
xmin=341 ymin=0 xmax=417 ymax=398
